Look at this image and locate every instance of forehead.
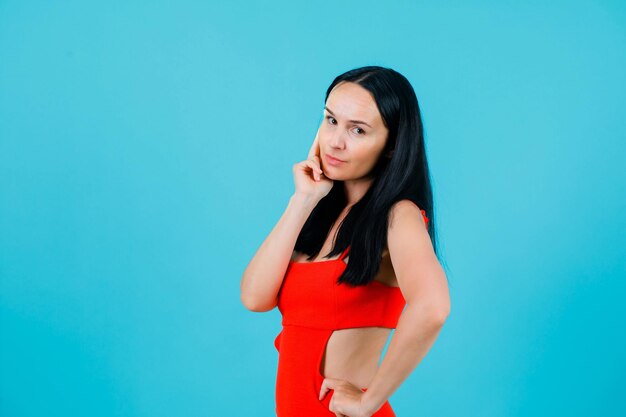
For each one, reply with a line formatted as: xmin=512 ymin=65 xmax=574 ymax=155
xmin=326 ymin=82 xmax=381 ymax=123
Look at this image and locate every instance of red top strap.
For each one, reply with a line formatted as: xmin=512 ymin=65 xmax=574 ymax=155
xmin=420 ymin=209 xmax=430 ymax=227
xmin=339 ymin=245 xmax=351 ymax=261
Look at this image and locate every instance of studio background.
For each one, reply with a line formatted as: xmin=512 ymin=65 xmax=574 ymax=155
xmin=1 ymin=1 xmax=624 ymax=416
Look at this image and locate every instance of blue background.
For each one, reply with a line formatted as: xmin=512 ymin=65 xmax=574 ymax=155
xmin=1 ymin=1 xmax=625 ymax=416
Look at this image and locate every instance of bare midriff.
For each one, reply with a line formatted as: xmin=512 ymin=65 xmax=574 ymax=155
xmin=292 ymin=248 xmax=399 ymax=389
xmin=319 ymin=326 xmax=392 ymax=389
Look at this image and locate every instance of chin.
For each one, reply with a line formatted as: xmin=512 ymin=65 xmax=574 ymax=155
xmin=323 ymin=171 xmax=341 ymax=181
xmin=326 ymin=172 xmax=350 ymax=181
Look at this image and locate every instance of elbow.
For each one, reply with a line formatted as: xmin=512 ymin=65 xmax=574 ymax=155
xmin=431 ymin=302 xmax=451 ymax=326
xmin=240 ymin=293 xmax=277 ymax=313
xmin=433 ymin=308 xmax=450 ymax=326
xmin=240 ymin=293 xmax=262 ymax=312
xmin=418 ymin=299 xmax=450 ymax=326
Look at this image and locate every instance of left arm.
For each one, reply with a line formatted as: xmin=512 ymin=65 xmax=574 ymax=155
xmin=362 ymin=200 xmax=451 ymax=415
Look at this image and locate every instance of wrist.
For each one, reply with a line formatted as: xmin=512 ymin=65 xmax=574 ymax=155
xmin=361 ymin=390 xmax=384 ymax=417
xmin=290 ymin=193 xmax=319 ymax=210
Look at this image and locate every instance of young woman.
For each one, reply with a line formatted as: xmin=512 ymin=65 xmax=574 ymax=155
xmin=241 ymin=66 xmax=451 ymax=417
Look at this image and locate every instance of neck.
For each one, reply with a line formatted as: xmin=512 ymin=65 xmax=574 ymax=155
xmin=343 ymin=175 xmax=374 ymax=206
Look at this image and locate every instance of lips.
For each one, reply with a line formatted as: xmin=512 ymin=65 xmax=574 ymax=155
xmin=324 ymin=153 xmax=346 ymax=167
xmin=326 ymin=154 xmax=345 ymax=162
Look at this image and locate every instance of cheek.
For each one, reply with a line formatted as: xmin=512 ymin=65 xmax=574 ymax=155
xmin=318 ymin=128 xmax=330 ymax=146
xmin=354 ymin=144 xmax=380 ymax=162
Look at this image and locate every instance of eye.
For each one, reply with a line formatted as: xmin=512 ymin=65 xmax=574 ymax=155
xmin=325 ymin=116 xmax=366 ymax=135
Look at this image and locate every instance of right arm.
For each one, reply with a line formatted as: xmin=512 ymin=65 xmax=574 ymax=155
xmin=240 ymin=128 xmax=331 ymax=312
xmin=239 ymin=193 xmax=317 ymax=312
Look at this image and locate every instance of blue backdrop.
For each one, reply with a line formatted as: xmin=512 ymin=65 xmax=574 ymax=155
xmin=1 ymin=1 xmax=625 ymax=416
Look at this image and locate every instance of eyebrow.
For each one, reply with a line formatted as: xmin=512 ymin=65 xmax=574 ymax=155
xmin=324 ymin=106 xmax=373 ymax=128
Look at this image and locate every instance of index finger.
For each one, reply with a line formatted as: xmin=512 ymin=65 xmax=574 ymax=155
xmin=319 ymin=378 xmax=330 ymax=400
xmin=307 ymin=128 xmax=321 ymax=160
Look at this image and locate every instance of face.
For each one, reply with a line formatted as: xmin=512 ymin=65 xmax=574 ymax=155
xmin=318 ymin=81 xmax=389 ymax=181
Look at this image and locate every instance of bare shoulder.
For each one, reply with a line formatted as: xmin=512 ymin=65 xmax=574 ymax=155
xmin=388 ymin=199 xmax=427 ymax=230
xmin=386 ymin=199 xmax=447 ymax=308
xmin=386 ymin=198 xmax=431 ymax=263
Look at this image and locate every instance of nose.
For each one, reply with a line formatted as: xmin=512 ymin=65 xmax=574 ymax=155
xmin=329 ymin=130 xmax=347 ymax=149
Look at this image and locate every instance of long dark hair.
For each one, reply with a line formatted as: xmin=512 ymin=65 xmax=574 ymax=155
xmin=294 ymin=65 xmax=442 ymax=287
